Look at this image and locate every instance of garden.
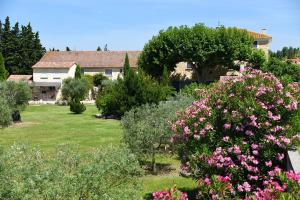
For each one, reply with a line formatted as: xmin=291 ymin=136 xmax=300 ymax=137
xmin=1 ymin=24 xmax=300 ymax=199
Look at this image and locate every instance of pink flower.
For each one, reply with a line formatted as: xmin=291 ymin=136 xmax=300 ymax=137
xmin=237 ymin=184 xmax=244 ymax=192
xmin=204 ymin=177 xmax=211 ymax=185
xmin=222 ymin=136 xmax=230 ymax=142
xmin=223 ymin=123 xmax=231 ymax=130
xmin=277 ymin=153 xmax=284 ymax=161
xmin=183 ymin=126 xmax=190 ymax=135
xmin=265 ymin=161 xmax=272 ymax=167
xmin=242 ymin=182 xmax=251 ymax=192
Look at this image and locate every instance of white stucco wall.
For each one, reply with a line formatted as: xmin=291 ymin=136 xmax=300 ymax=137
xmin=83 ymin=67 xmax=122 ymax=80
xmin=33 ymin=64 xmax=77 ymax=83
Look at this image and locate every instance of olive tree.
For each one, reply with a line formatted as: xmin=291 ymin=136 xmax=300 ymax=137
xmin=61 ymin=78 xmax=90 ymax=114
xmin=0 ymin=81 xmax=32 ymax=122
xmin=121 ymin=96 xmax=194 ymax=173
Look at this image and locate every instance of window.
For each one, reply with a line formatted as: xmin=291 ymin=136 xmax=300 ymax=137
xmin=53 ymin=77 xmax=61 ymax=80
xmin=186 ymin=62 xmax=193 ymax=69
xmin=105 ymin=69 xmax=112 ymax=77
xmin=49 ymin=86 xmax=55 ymax=91
xmin=120 ymin=68 xmax=123 ymax=73
xmin=253 ymin=41 xmax=259 ymax=48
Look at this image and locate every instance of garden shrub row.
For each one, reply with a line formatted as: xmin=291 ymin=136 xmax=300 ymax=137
xmin=0 ymin=144 xmax=142 ymax=200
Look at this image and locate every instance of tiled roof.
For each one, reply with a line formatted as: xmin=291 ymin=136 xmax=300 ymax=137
xmin=7 ymin=75 xmax=33 ymax=82
xmin=33 ymin=51 xmax=141 ymax=69
xmin=32 ymin=61 xmax=76 ymax=68
xmin=247 ymin=31 xmax=272 ymax=40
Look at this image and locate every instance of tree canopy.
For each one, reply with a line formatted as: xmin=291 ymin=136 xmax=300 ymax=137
xmin=270 ymin=46 xmax=300 ymax=59
xmin=0 ymin=16 xmax=45 ymax=75
xmin=0 ymin=52 xmax=8 ymax=81
xmin=138 ymin=24 xmax=255 ymax=79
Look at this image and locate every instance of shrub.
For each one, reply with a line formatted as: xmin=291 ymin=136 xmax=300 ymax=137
xmin=75 ymin=64 xmax=82 ymax=79
xmin=0 ymin=81 xmax=31 ymax=122
xmin=93 ymin=73 xmax=108 ymax=87
xmin=152 ymin=186 xmax=188 ymax=200
xmin=61 ymin=78 xmax=89 ymax=113
xmin=70 ymin=100 xmax=86 ymax=114
xmin=0 ymin=96 xmax=12 ymax=128
xmin=172 ymin=68 xmax=300 ymax=199
xmin=0 ymin=144 xmax=143 ymax=200
xmin=179 ymin=83 xmax=209 ymax=98
xmin=261 ymin=57 xmax=300 ymax=83
xmin=97 ymin=70 xmax=173 ymax=117
xmin=122 ymin=95 xmax=194 ymax=172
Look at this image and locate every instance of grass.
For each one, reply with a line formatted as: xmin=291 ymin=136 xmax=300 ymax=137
xmin=0 ymin=105 xmax=121 ymax=154
xmin=0 ymin=105 xmax=197 ymax=197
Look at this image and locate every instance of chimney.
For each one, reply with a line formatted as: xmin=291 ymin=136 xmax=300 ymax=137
xmin=261 ymin=28 xmax=267 ymax=35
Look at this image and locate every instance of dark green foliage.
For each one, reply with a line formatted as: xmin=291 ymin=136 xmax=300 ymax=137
xmin=161 ymin=65 xmax=169 ymax=85
xmin=61 ymin=78 xmax=89 ymax=114
xmin=0 ymin=96 xmax=12 ymax=128
xmin=0 ymin=17 xmax=45 ymax=75
xmin=261 ymin=57 xmax=300 ymax=83
xmin=96 ymin=69 xmax=173 ymax=117
xmin=249 ymin=49 xmax=267 ymax=69
xmin=0 ymin=81 xmax=31 ymax=122
xmin=75 ymin=64 xmax=81 ymax=79
xmin=96 ymin=46 xmax=102 ymax=51
xmin=0 ymin=144 xmax=143 ymax=199
xmin=123 ymin=52 xmax=130 ymax=76
xmin=270 ymin=46 xmax=300 ymax=59
xmin=65 ymin=46 xmax=71 ymax=51
xmin=93 ymin=73 xmax=108 ymax=87
xmin=70 ymin=100 xmax=86 ymax=114
xmin=0 ymin=52 xmax=8 ymax=81
xmin=139 ymin=24 xmax=254 ymax=79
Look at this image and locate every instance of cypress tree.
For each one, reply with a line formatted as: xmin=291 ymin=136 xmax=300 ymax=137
xmin=96 ymin=46 xmax=102 ymax=51
xmin=161 ymin=65 xmax=169 ymax=86
xmin=75 ymin=64 xmax=82 ymax=79
xmin=123 ymin=53 xmax=131 ymax=76
xmin=66 ymin=46 xmax=71 ymax=51
xmin=0 ymin=52 xmax=8 ymax=80
xmin=104 ymin=44 xmax=108 ymax=51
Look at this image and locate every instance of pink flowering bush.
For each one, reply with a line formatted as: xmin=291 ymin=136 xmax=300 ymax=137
xmin=152 ymin=186 xmax=188 ymax=200
xmin=172 ymin=68 xmax=300 ymax=199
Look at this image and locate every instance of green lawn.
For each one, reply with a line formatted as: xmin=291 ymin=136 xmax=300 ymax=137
xmin=0 ymin=105 xmax=121 ymax=153
xmin=0 ymin=105 xmax=196 ymax=197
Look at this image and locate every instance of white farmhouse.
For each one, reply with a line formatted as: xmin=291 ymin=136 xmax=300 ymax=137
xmin=32 ymin=51 xmax=141 ymax=101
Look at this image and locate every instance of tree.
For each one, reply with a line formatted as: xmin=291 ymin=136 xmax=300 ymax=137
xmin=93 ymin=73 xmax=108 ymax=87
xmin=123 ymin=52 xmax=130 ymax=76
xmin=96 ymin=46 xmax=102 ymax=51
xmin=0 ymin=96 xmax=12 ymax=128
xmin=0 ymin=81 xmax=32 ymax=122
xmin=104 ymin=44 xmax=108 ymax=51
xmin=122 ymin=96 xmax=194 ymax=172
xmin=161 ymin=65 xmax=169 ymax=85
xmin=66 ymin=46 xmax=71 ymax=51
xmin=61 ymin=78 xmax=89 ymax=114
xmin=0 ymin=17 xmax=45 ymax=75
xmin=0 ymin=52 xmax=8 ymax=81
xmin=138 ymin=24 xmax=254 ymax=81
xmin=75 ymin=64 xmax=81 ymax=79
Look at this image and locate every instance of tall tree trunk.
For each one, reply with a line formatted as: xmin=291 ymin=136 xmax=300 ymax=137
xmin=151 ymin=149 xmax=156 ymax=174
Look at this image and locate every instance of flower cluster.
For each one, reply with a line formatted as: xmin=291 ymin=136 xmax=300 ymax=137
xmin=172 ymin=68 xmax=300 ymax=199
xmin=152 ymin=187 xmax=188 ymax=200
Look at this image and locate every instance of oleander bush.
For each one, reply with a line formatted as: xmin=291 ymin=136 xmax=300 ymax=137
xmin=171 ymin=68 xmax=300 ymax=199
xmin=122 ymin=95 xmax=194 ymax=172
xmin=0 ymin=144 xmax=142 ymax=200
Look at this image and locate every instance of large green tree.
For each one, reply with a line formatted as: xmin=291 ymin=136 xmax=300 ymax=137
xmin=0 ymin=17 xmax=45 ymax=75
xmin=0 ymin=52 xmax=8 ymax=81
xmin=138 ymin=24 xmax=255 ymax=81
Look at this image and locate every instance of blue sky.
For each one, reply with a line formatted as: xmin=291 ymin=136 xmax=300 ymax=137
xmin=1 ymin=0 xmax=299 ymax=51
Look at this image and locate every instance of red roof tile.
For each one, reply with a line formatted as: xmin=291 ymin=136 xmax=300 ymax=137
xmin=7 ymin=75 xmax=33 ymax=82
xmin=33 ymin=51 xmax=141 ymax=69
